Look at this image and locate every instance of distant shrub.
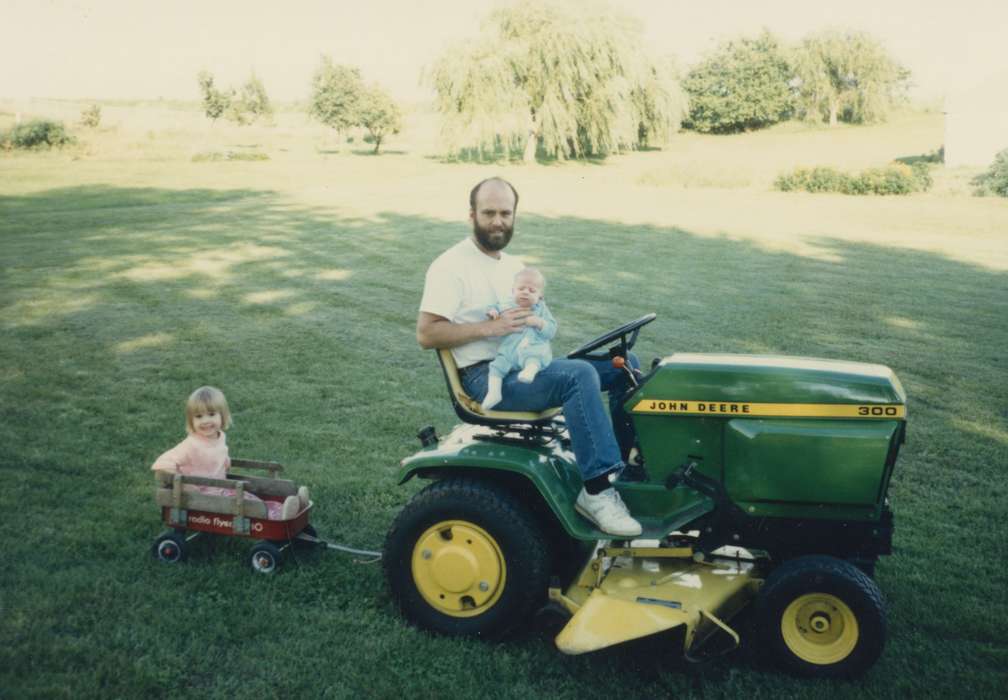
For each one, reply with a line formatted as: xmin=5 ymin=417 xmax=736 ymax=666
xmin=775 ymin=166 xmax=848 ymax=193
xmin=972 ymin=148 xmax=1008 ymax=197
xmin=1 ymin=119 xmax=76 ymax=150
xmin=909 ymin=162 xmax=933 ymax=190
xmin=80 ymin=104 xmax=102 ymax=128
xmin=775 ymin=162 xmax=932 ymax=195
xmin=191 ymin=150 xmax=269 ymax=162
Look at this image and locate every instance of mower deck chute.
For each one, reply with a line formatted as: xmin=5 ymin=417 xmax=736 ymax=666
xmin=551 ymin=544 xmax=759 ymax=655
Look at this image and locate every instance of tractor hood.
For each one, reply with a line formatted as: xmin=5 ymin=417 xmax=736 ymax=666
xmin=630 ymin=354 xmax=905 ymax=416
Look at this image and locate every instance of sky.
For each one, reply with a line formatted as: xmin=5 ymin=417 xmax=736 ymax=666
xmin=2 ymin=0 xmax=1006 ymax=103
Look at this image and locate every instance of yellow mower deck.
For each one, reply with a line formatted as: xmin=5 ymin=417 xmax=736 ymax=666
xmin=550 ymin=545 xmax=761 ymax=656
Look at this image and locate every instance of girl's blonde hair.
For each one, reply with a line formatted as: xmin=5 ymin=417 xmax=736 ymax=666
xmin=185 ymin=386 xmax=232 ymax=434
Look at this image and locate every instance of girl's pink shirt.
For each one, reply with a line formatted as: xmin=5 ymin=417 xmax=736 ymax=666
xmin=151 ymin=431 xmax=230 ymax=478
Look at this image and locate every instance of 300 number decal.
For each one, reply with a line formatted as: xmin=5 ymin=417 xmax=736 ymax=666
xmin=858 ymin=406 xmax=900 ymax=416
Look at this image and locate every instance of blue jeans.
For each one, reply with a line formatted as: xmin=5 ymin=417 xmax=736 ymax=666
xmin=461 ymin=353 xmax=640 ymax=481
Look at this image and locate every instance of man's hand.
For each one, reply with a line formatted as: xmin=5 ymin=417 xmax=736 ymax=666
xmin=417 ymin=309 xmax=529 ymax=349
xmin=486 ymin=306 xmax=531 ymax=336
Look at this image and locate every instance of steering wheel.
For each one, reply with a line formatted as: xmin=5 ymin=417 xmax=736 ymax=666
xmin=567 ymin=313 xmax=657 ymax=362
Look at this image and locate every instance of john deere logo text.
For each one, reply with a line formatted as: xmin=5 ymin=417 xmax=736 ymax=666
xmin=632 ymin=400 xmax=905 ymax=419
xmin=643 ymin=401 xmax=750 ymax=414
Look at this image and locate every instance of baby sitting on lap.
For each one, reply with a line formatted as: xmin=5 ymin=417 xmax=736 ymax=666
xmin=481 ymin=267 xmax=557 ymax=410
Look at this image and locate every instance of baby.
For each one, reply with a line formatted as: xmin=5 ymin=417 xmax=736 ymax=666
xmin=481 ymin=267 xmax=557 ymax=410
xmin=151 ymin=386 xmax=303 ymax=520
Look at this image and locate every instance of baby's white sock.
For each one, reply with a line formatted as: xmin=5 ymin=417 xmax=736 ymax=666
xmin=517 ymin=360 xmax=541 ymax=384
xmin=481 ymin=374 xmax=504 ymax=410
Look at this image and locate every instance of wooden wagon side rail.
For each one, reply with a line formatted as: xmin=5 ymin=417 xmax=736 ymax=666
xmin=229 ymin=458 xmax=284 ymax=478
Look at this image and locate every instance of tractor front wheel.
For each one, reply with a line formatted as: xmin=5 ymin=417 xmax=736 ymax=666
xmin=383 ymin=477 xmax=549 ymax=639
xmin=755 ymin=555 xmax=886 ymax=678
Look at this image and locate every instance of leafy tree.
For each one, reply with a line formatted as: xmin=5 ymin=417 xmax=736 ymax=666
xmin=357 ymin=85 xmax=402 ymax=154
xmin=429 ymin=0 xmax=686 ymax=162
xmin=230 ymin=74 xmax=273 ymax=125
xmin=197 ymin=70 xmax=230 ymax=124
xmin=792 ymin=29 xmax=909 ymax=126
xmin=683 ymin=32 xmax=793 ymax=133
xmin=198 ymin=71 xmax=273 ymax=126
xmin=309 ymin=56 xmax=365 ymax=140
xmin=972 ymin=148 xmax=1008 ymax=198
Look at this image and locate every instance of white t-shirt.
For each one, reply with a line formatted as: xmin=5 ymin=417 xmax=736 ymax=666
xmin=420 ymin=237 xmax=525 ymax=368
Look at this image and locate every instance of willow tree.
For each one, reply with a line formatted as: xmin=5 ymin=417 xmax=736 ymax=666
xmin=429 ymin=0 xmax=686 ymax=162
xmin=792 ymin=29 xmax=909 ymax=127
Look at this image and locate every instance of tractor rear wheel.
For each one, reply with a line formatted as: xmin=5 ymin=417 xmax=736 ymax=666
xmin=755 ymin=555 xmax=886 ymax=678
xmin=383 ymin=477 xmax=549 ymax=639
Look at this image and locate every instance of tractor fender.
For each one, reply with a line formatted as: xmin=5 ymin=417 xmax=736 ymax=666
xmin=396 ymin=424 xmax=600 ymax=540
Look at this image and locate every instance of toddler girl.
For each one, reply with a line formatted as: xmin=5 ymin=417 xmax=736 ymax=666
xmin=151 ymin=386 xmax=301 ymax=520
xmin=481 ymin=267 xmax=558 ymax=410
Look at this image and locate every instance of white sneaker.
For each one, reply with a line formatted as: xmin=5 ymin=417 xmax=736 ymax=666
xmin=575 ymin=487 xmax=642 ymax=537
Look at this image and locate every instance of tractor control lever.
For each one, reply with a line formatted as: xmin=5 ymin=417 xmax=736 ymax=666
xmin=611 ymin=355 xmax=640 ymax=388
xmin=666 ymin=460 xmax=723 ymax=501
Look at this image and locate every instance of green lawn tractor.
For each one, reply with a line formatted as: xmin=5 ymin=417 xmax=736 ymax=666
xmin=384 ymin=314 xmax=905 ymax=678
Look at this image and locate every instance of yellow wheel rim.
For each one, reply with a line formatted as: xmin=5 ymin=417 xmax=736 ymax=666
xmin=411 ymin=520 xmax=506 ymax=618
xmin=781 ymin=593 xmax=859 ymax=665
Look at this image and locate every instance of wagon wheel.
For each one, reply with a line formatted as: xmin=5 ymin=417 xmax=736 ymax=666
xmin=383 ymin=477 xmax=549 ymax=639
xmin=755 ymin=555 xmax=886 ymax=678
xmin=249 ymin=541 xmax=283 ymax=574
xmin=153 ymin=531 xmax=188 ymax=564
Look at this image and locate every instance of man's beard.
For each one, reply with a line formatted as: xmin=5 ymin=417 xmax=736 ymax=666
xmin=472 ymin=219 xmax=513 ymax=252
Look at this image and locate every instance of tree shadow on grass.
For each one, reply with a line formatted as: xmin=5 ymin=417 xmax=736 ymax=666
xmin=0 ymin=183 xmax=1006 ymax=696
xmin=350 ymin=148 xmax=408 ymax=156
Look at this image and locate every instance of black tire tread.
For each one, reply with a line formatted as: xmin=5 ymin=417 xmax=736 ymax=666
xmin=383 ymin=477 xmax=549 ymax=638
xmin=755 ymin=554 xmax=886 ymax=678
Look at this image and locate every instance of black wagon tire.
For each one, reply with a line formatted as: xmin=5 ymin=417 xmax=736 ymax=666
xmin=755 ymin=555 xmax=886 ymax=678
xmin=383 ymin=477 xmax=550 ymax=639
xmin=153 ymin=531 xmax=188 ymax=563
xmin=249 ymin=541 xmax=283 ymax=574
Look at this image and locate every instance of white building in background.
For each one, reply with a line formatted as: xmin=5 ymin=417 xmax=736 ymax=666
xmin=944 ymin=72 xmax=1008 ymax=167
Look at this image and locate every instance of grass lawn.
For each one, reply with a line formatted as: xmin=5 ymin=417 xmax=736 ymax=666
xmin=1 ymin=103 xmax=1006 ymax=698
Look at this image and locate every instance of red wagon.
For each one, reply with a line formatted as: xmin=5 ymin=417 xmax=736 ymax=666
xmin=152 ymin=458 xmax=314 ymax=573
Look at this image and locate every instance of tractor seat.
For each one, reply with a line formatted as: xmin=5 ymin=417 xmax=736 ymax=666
xmin=436 ymin=348 xmax=562 ymax=427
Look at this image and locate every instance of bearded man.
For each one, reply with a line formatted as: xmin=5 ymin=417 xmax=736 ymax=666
xmin=415 ymin=177 xmax=642 ymax=537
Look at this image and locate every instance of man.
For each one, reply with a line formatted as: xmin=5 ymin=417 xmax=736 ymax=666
xmin=416 ymin=177 xmax=642 ymax=537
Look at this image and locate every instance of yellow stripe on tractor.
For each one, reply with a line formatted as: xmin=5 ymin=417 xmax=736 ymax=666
xmin=631 ymin=400 xmax=906 ymax=419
